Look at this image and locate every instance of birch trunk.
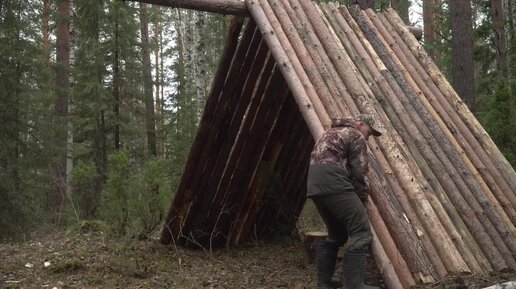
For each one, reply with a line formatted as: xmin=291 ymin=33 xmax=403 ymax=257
xmin=194 ymin=10 xmax=207 ymax=121
xmin=185 ymin=10 xmax=197 ymax=129
xmin=422 ymin=0 xmax=440 ymax=60
xmin=66 ymin=31 xmax=75 ymax=198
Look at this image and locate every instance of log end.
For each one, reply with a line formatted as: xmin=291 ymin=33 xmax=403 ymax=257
xmin=303 ymin=231 xmax=327 ymax=264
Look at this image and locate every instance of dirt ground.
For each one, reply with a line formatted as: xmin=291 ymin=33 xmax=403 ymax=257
xmin=0 ymin=230 xmax=514 ymax=289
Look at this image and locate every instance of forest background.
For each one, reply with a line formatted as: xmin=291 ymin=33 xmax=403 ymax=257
xmin=0 ymin=0 xmax=515 ymax=242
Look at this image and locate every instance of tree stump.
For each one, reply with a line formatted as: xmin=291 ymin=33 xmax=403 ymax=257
xmin=303 ymin=231 xmax=327 ymax=264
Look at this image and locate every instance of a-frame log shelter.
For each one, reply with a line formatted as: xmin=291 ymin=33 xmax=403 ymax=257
xmin=130 ymin=0 xmax=516 ymax=288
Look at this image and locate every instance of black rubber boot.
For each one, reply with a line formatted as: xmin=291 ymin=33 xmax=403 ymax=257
xmin=343 ymin=252 xmax=379 ymax=289
xmin=316 ymin=240 xmax=342 ymax=289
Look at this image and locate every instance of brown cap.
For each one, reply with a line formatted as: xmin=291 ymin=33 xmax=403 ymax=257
xmin=356 ymin=114 xmax=383 ymax=137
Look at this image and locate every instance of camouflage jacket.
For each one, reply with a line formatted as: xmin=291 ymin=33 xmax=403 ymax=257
xmin=307 ymin=117 xmax=369 ymax=200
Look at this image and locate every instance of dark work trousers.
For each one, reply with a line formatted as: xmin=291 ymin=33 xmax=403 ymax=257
xmin=311 ymin=192 xmax=372 ymax=254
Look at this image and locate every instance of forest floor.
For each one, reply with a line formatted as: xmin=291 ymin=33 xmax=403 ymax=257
xmin=0 ymin=228 xmax=515 ymax=289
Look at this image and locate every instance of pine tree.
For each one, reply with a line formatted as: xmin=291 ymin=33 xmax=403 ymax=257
xmin=450 ymin=0 xmax=475 ymax=111
xmin=73 ymin=0 xmax=108 ymax=219
xmin=53 ymin=0 xmax=71 ymax=225
xmin=475 ymin=0 xmax=516 ymax=167
xmin=0 ymin=0 xmax=53 ymax=240
xmin=391 ymin=0 xmax=410 ymax=23
xmin=357 ymin=0 xmax=374 ymax=9
xmin=423 ymin=0 xmax=441 ymax=60
xmin=139 ymin=3 xmax=157 ymax=158
xmin=491 ymin=0 xmax=507 ymax=75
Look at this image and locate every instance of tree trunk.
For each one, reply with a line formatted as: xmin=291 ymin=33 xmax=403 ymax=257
xmin=140 ymin=3 xmax=160 ymax=235
xmin=184 ymin=10 xmax=197 ymax=136
xmin=491 ymin=0 xmax=507 ymax=76
xmin=450 ymin=0 xmax=475 ymax=111
xmin=54 ymin=0 xmax=70 ymax=225
xmin=153 ymin=5 xmax=162 ymax=156
xmin=390 ymin=0 xmax=409 ymax=23
xmin=194 ymin=10 xmax=207 ymax=120
xmin=422 ymin=0 xmax=440 ymax=60
xmin=140 ymin=3 xmax=157 ymax=157
xmin=113 ymin=16 xmax=121 ymax=149
xmin=503 ymin=0 xmax=514 ymax=79
xmin=356 ymin=0 xmax=374 ymax=9
xmin=42 ymin=0 xmax=50 ymax=53
xmin=159 ymin=13 xmax=165 ymax=156
xmin=126 ymin=0 xmax=249 ymax=16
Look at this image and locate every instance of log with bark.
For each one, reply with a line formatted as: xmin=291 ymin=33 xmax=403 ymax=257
xmin=350 ymin=6 xmax=515 ymax=270
xmin=377 ymin=11 xmax=516 ymax=227
xmin=384 ymin=9 xmax=516 ymax=196
xmin=366 ymin=198 xmax=415 ymax=288
xmin=246 ymin=0 xmax=324 ymax=138
xmin=267 ymin=0 xmax=341 ymax=119
xmin=365 ymin=7 xmax=516 ymax=260
xmin=360 ymin=9 xmax=516 ymax=266
xmin=293 ymin=0 xmax=444 ymax=281
xmin=258 ymin=0 xmax=332 ymax=126
xmin=324 ymin=3 xmax=485 ymax=274
xmin=384 ymin=9 xmax=516 ymax=217
xmin=371 ymin=10 xmax=516 ymax=235
xmin=125 ymin=0 xmax=250 ymax=16
xmin=303 ymin=0 xmax=475 ymax=278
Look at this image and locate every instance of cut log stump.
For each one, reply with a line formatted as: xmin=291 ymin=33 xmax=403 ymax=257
xmin=303 ymin=231 xmax=327 ymax=264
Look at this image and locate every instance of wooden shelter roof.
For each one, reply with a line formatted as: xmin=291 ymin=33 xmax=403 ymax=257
xmin=159 ymin=0 xmax=516 ymax=287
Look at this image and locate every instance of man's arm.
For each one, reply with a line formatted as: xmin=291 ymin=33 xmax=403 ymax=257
xmin=347 ymin=133 xmax=369 ymax=202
